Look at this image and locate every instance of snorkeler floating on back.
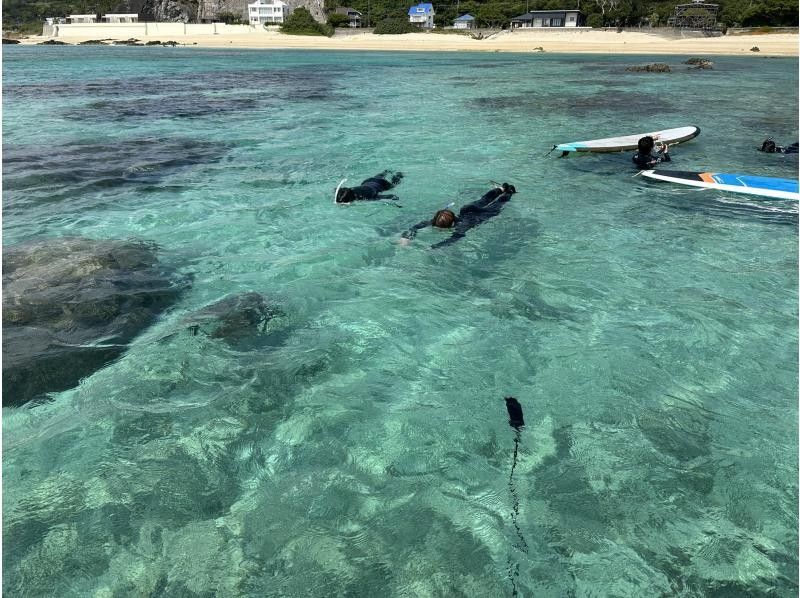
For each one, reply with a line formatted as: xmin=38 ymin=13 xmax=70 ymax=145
xmin=335 ymin=171 xmax=404 ymax=204
xmin=400 ymin=183 xmax=517 ymax=249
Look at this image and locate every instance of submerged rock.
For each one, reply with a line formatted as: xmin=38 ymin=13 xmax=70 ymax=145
xmin=625 ymin=63 xmax=671 ymax=73
xmin=685 ymin=57 xmax=713 ymax=69
xmin=182 ymin=292 xmax=282 ymax=343
xmin=2 ymin=237 xmax=189 ymax=405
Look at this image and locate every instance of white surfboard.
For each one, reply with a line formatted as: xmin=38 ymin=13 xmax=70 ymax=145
xmin=555 ymin=126 xmax=700 ymax=154
xmin=641 ymin=169 xmax=800 ymax=201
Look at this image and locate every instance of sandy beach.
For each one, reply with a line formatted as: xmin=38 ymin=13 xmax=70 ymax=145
xmin=19 ymin=29 xmax=800 ymax=56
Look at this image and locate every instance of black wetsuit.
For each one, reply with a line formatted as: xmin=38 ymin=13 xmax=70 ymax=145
xmin=760 ymin=139 xmax=799 ymax=154
xmin=337 ymin=171 xmax=404 ymax=203
xmin=632 ymin=149 xmax=671 ymax=169
xmin=402 ymin=185 xmax=516 ymax=248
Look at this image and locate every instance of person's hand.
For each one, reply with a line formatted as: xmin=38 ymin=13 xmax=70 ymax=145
xmin=663 ymin=144 xmax=670 ymax=153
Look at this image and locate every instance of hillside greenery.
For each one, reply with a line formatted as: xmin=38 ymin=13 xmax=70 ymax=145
xmin=333 ymin=0 xmax=798 ymax=29
xmin=281 ymin=6 xmax=334 ymax=35
xmin=2 ymin=0 xmax=797 ymax=33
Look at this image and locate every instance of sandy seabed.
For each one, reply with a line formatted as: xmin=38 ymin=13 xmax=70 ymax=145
xmin=20 ymin=29 xmax=800 ymax=56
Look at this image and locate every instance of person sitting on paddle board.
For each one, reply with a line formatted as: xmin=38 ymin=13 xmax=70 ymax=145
xmin=335 ymin=171 xmax=404 ymax=204
xmin=632 ymin=135 xmax=671 ymax=169
xmin=759 ymin=138 xmax=799 ymax=154
xmin=399 ymin=183 xmax=516 ymax=249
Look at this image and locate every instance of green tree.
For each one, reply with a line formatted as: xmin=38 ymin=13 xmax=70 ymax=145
xmin=475 ymin=3 xmax=507 ymax=27
xmin=327 ymin=12 xmax=349 ymax=27
xmin=586 ymin=13 xmax=604 ymax=27
xmin=280 ymin=7 xmax=333 ymax=35
xmin=373 ymin=18 xmax=417 ymax=33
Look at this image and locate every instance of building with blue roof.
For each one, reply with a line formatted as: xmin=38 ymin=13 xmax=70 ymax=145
xmin=408 ymin=3 xmax=435 ymax=29
xmin=453 ymin=13 xmax=475 ymax=29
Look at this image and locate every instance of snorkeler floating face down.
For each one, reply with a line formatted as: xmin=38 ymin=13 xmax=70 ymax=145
xmin=400 ymin=182 xmax=518 ymax=248
xmin=334 ymin=171 xmax=404 ymax=204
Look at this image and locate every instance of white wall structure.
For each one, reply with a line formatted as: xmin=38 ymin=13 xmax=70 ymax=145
xmin=67 ymin=14 xmax=97 ymax=23
xmin=248 ymin=0 xmax=291 ymax=25
xmin=45 ymin=22 xmax=262 ymax=37
xmin=102 ymin=14 xmax=139 ymax=22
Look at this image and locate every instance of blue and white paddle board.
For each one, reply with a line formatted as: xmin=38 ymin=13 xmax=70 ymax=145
xmin=555 ymin=126 xmax=700 ymax=154
xmin=641 ymin=169 xmax=799 ymax=201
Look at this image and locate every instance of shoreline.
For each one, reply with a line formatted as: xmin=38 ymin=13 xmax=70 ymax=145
xmin=15 ymin=30 xmax=799 ymax=56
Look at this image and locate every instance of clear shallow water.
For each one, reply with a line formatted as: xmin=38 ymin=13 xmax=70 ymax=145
xmin=3 ymin=47 xmax=798 ymax=596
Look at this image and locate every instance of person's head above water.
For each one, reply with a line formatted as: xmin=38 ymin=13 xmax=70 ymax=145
xmin=638 ymin=136 xmax=656 ymax=154
xmin=760 ymin=138 xmax=777 ymax=153
xmin=432 ymin=209 xmax=457 ymax=228
xmin=500 ymin=183 xmax=517 ymax=194
xmin=336 ymin=187 xmax=356 ymax=203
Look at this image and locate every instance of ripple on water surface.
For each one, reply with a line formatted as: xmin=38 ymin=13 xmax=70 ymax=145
xmin=1 ymin=47 xmax=797 ymax=597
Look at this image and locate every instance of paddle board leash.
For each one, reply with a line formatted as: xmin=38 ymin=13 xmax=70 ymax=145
xmin=504 ymin=396 xmax=528 ymax=597
xmin=333 ymin=178 xmax=347 ymax=204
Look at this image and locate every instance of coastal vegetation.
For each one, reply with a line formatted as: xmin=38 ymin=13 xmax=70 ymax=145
xmin=373 ymin=18 xmax=417 ymax=34
xmin=1 ymin=0 xmax=797 ymax=35
xmin=280 ymin=7 xmax=333 ymax=36
xmin=335 ymin=0 xmax=798 ymax=29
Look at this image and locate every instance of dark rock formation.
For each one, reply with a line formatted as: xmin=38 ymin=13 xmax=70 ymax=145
xmin=2 ymin=237 xmax=189 ymax=406
xmin=625 ymin=63 xmax=671 ymax=73
xmin=181 ymin=292 xmax=282 ymax=344
xmin=38 ymin=39 xmax=70 ymax=45
xmin=3 ymin=38 xmax=21 ymax=44
xmin=79 ymin=39 xmax=109 ymax=45
xmin=750 ymin=46 xmax=760 ymax=52
xmin=685 ymin=57 xmax=713 ymax=69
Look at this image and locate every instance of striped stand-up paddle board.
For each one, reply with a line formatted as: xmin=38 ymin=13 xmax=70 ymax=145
xmin=641 ymin=170 xmax=799 ymax=201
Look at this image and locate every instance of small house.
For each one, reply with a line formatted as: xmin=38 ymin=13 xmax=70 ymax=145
xmin=248 ymin=0 xmax=291 ymax=25
xmin=102 ymin=14 xmax=139 ymax=22
xmin=67 ymin=14 xmax=98 ymax=23
xmin=408 ymin=3 xmax=435 ymax=29
xmin=453 ymin=14 xmax=475 ymax=29
xmin=510 ymin=10 xmax=584 ymax=28
xmin=334 ymin=6 xmax=363 ymax=28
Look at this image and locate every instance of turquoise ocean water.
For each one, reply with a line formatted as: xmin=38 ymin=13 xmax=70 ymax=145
xmin=3 ymin=46 xmax=798 ymax=596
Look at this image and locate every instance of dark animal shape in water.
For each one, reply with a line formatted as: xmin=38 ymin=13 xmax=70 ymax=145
xmin=2 ymin=237 xmax=189 ymax=406
xmin=181 ymin=292 xmax=282 ymax=344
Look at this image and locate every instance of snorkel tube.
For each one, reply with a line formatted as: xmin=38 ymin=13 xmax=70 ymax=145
xmin=333 ymin=178 xmax=347 ymax=204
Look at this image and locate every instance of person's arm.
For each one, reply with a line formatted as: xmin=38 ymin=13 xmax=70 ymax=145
xmin=430 ymin=219 xmax=471 ymax=249
xmin=430 ymin=230 xmax=466 ymax=249
xmin=401 ymin=220 xmax=430 ymax=240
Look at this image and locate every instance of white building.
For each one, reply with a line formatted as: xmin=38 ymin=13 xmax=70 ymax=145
xmin=452 ymin=14 xmax=475 ymax=29
xmin=67 ymin=14 xmax=97 ymax=23
xmin=510 ymin=10 xmax=584 ymax=28
xmin=102 ymin=13 xmax=139 ymax=22
xmin=334 ymin=6 xmax=362 ymax=27
xmin=408 ymin=3 xmax=435 ymax=29
xmin=248 ymin=0 xmax=291 ymax=25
